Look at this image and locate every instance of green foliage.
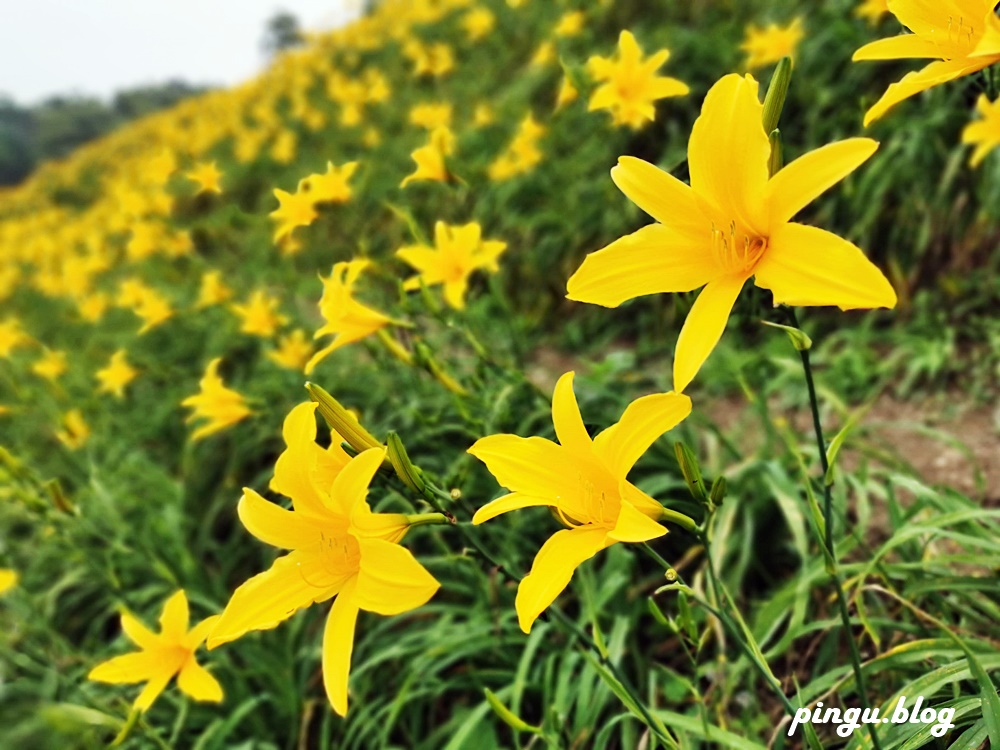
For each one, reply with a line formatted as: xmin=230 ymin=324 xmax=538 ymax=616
xmin=0 ymin=0 xmax=997 ymax=748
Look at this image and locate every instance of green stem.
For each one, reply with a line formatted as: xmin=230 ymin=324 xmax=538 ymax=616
xmin=785 ymin=308 xmax=883 ymax=750
xmin=413 ymin=475 xmax=674 ymax=746
xmin=547 ymin=607 xmax=679 ymax=749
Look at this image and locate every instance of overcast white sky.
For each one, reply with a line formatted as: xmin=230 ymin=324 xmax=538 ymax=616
xmin=0 ymin=1 xmax=358 ymax=105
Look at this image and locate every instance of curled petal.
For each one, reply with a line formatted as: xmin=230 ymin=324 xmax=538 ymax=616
xmin=673 ymin=274 xmax=746 ymax=393
xmin=593 ymin=392 xmax=692 ymax=477
xmin=567 ymin=225 xmax=718 ymax=308
xmin=158 ymin=590 xmax=189 ymax=642
xmin=753 ymin=223 xmax=897 ymax=310
xmin=238 ymin=488 xmax=323 ymax=549
xmin=207 ymin=550 xmax=349 ymax=648
xmin=468 ymin=435 xmax=568 ymax=500
xmin=515 ymin=527 xmax=610 ymax=633
xmin=177 ymin=659 xmax=224 ymax=703
xmin=323 ymin=581 xmax=360 ymax=716
xmin=355 ymin=537 xmax=440 ymax=616
xmin=766 ymin=139 xmax=878 ymax=226
xmin=607 ymin=500 xmax=667 ymax=543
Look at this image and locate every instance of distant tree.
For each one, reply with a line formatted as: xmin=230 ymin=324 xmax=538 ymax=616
xmin=33 ymin=96 xmax=118 ymax=160
xmin=262 ymin=11 xmax=304 ymax=57
xmin=0 ymin=99 xmax=37 ymax=185
xmin=113 ymin=81 xmax=206 ymax=120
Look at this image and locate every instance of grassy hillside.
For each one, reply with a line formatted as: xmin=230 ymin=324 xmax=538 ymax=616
xmin=0 ymin=0 xmax=997 ymax=748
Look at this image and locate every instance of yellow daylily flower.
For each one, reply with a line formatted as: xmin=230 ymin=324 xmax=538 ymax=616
xmin=270 ymin=129 xmax=298 ymax=164
xmin=195 ymin=270 xmax=233 ymax=309
xmin=567 ymin=74 xmax=896 ymax=393
xmin=853 ymin=0 xmax=1000 ymax=126
xmin=401 ymin=126 xmax=455 ymax=187
xmin=587 ymin=30 xmax=689 ymax=129
xmin=135 ymin=290 xmax=174 ymax=334
xmin=270 ymin=187 xmax=318 ymax=245
xmin=185 ymin=161 xmax=223 ymax=195
xmin=96 ymin=350 xmax=139 ymax=398
xmin=267 ymin=329 xmax=314 ymax=370
xmin=77 ymin=292 xmax=110 ymax=323
xmin=554 ymin=11 xmax=585 ymax=38
xmin=556 ymin=75 xmax=579 ymax=109
xmin=488 ymin=115 xmax=545 ymax=180
xmin=89 ymin=590 xmax=223 ymax=712
xmin=462 ymin=8 xmax=496 ymax=41
xmin=207 ymin=405 xmax=439 ymax=716
xmin=306 ymin=260 xmax=393 ymax=374
xmin=0 ymin=318 xmax=28 ymax=358
xmin=32 ymin=349 xmax=67 ymax=382
xmin=404 ymin=40 xmax=455 ymax=77
xmin=397 ymin=221 xmax=507 ymax=309
xmin=230 ymin=290 xmax=288 ymax=338
xmin=470 ymin=372 xmax=691 ymax=633
xmin=56 ymin=409 xmax=90 ymax=450
xmin=474 ymin=103 xmax=495 ymax=127
xmin=531 ymin=41 xmax=556 ymax=66
xmin=741 ymin=18 xmax=805 ymax=70
xmin=181 ymin=358 xmax=252 ymax=441
xmin=963 ymin=94 xmax=1000 ymax=166
xmin=0 ymin=569 xmax=17 ymax=595
xmin=300 ymin=161 xmax=358 ymax=204
xmin=409 ymin=102 xmax=453 ymax=130
xmin=855 ymin=0 xmax=890 ymax=25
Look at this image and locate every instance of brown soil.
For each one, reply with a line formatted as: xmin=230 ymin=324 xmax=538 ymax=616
xmin=528 ymin=348 xmax=999 ymax=502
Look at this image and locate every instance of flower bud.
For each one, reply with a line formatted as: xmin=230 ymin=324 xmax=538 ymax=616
xmin=305 ymin=383 xmax=382 ymax=453
xmin=761 ymin=320 xmax=812 ymax=351
xmin=709 ymin=476 xmax=727 ymax=508
xmin=762 ymin=56 xmax=792 ymax=135
xmin=387 ymin=431 xmax=426 ymax=494
xmin=674 ymin=441 xmax=708 ymax=502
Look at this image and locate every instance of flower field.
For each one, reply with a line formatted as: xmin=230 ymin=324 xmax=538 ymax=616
xmin=1 ymin=0 xmax=998 ymax=748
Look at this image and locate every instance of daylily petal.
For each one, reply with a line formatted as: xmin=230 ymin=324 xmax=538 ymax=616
xmin=177 ymin=659 xmax=224 ymax=702
xmin=238 ymin=488 xmax=324 ymax=549
xmin=885 ymin=0 xmax=968 ymax=37
xmin=972 ymin=11 xmax=1000 ymax=57
xmin=355 ymin=537 xmax=440 ymax=615
xmin=593 ymin=392 xmax=692 ymax=477
xmin=673 ymin=274 xmax=746 ymax=393
xmin=323 ymin=581 xmax=360 ymax=717
xmin=621 ymin=480 xmax=667 ymax=518
xmin=863 ymin=58 xmax=994 ymax=126
xmin=350 ymin=501 xmax=411 ymax=543
xmin=184 ymin=615 xmax=222 ymax=650
xmin=88 ymin=651 xmax=171 ymax=684
xmin=270 ymin=403 xmax=336 ymax=517
xmin=159 ymin=590 xmax=189 ymax=642
xmin=647 ymin=77 xmax=690 ymax=99
xmin=566 ymin=224 xmax=719 ymax=308
xmin=753 ymin=223 xmax=897 ymax=310
xmin=687 ymin=74 xmax=770 ymax=234
xmin=443 ymin=277 xmax=468 ymax=309
xmin=467 ymin=435 xmax=568 ymax=500
xmin=207 ymin=549 xmax=348 ymax=648
xmin=515 ymin=526 xmax=610 ymax=633
xmin=607 ymin=500 xmax=667 ymax=543
xmin=551 ymin=372 xmax=591 ymax=453
xmin=471 ymin=492 xmax=553 ymax=524
xmin=610 ymin=156 xmax=705 ymax=237
xmin=121 ymin=612 xmax=159 ymax=650
xmin=328 ymin=447 xmax=386 ymax=517
xmin=766 ymin=139 xmax=879 ymax=226
xmin=851 ymin=35 xmax=947 ymax=61
xmin=133 ymin=670 xmax=175 ymax=712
